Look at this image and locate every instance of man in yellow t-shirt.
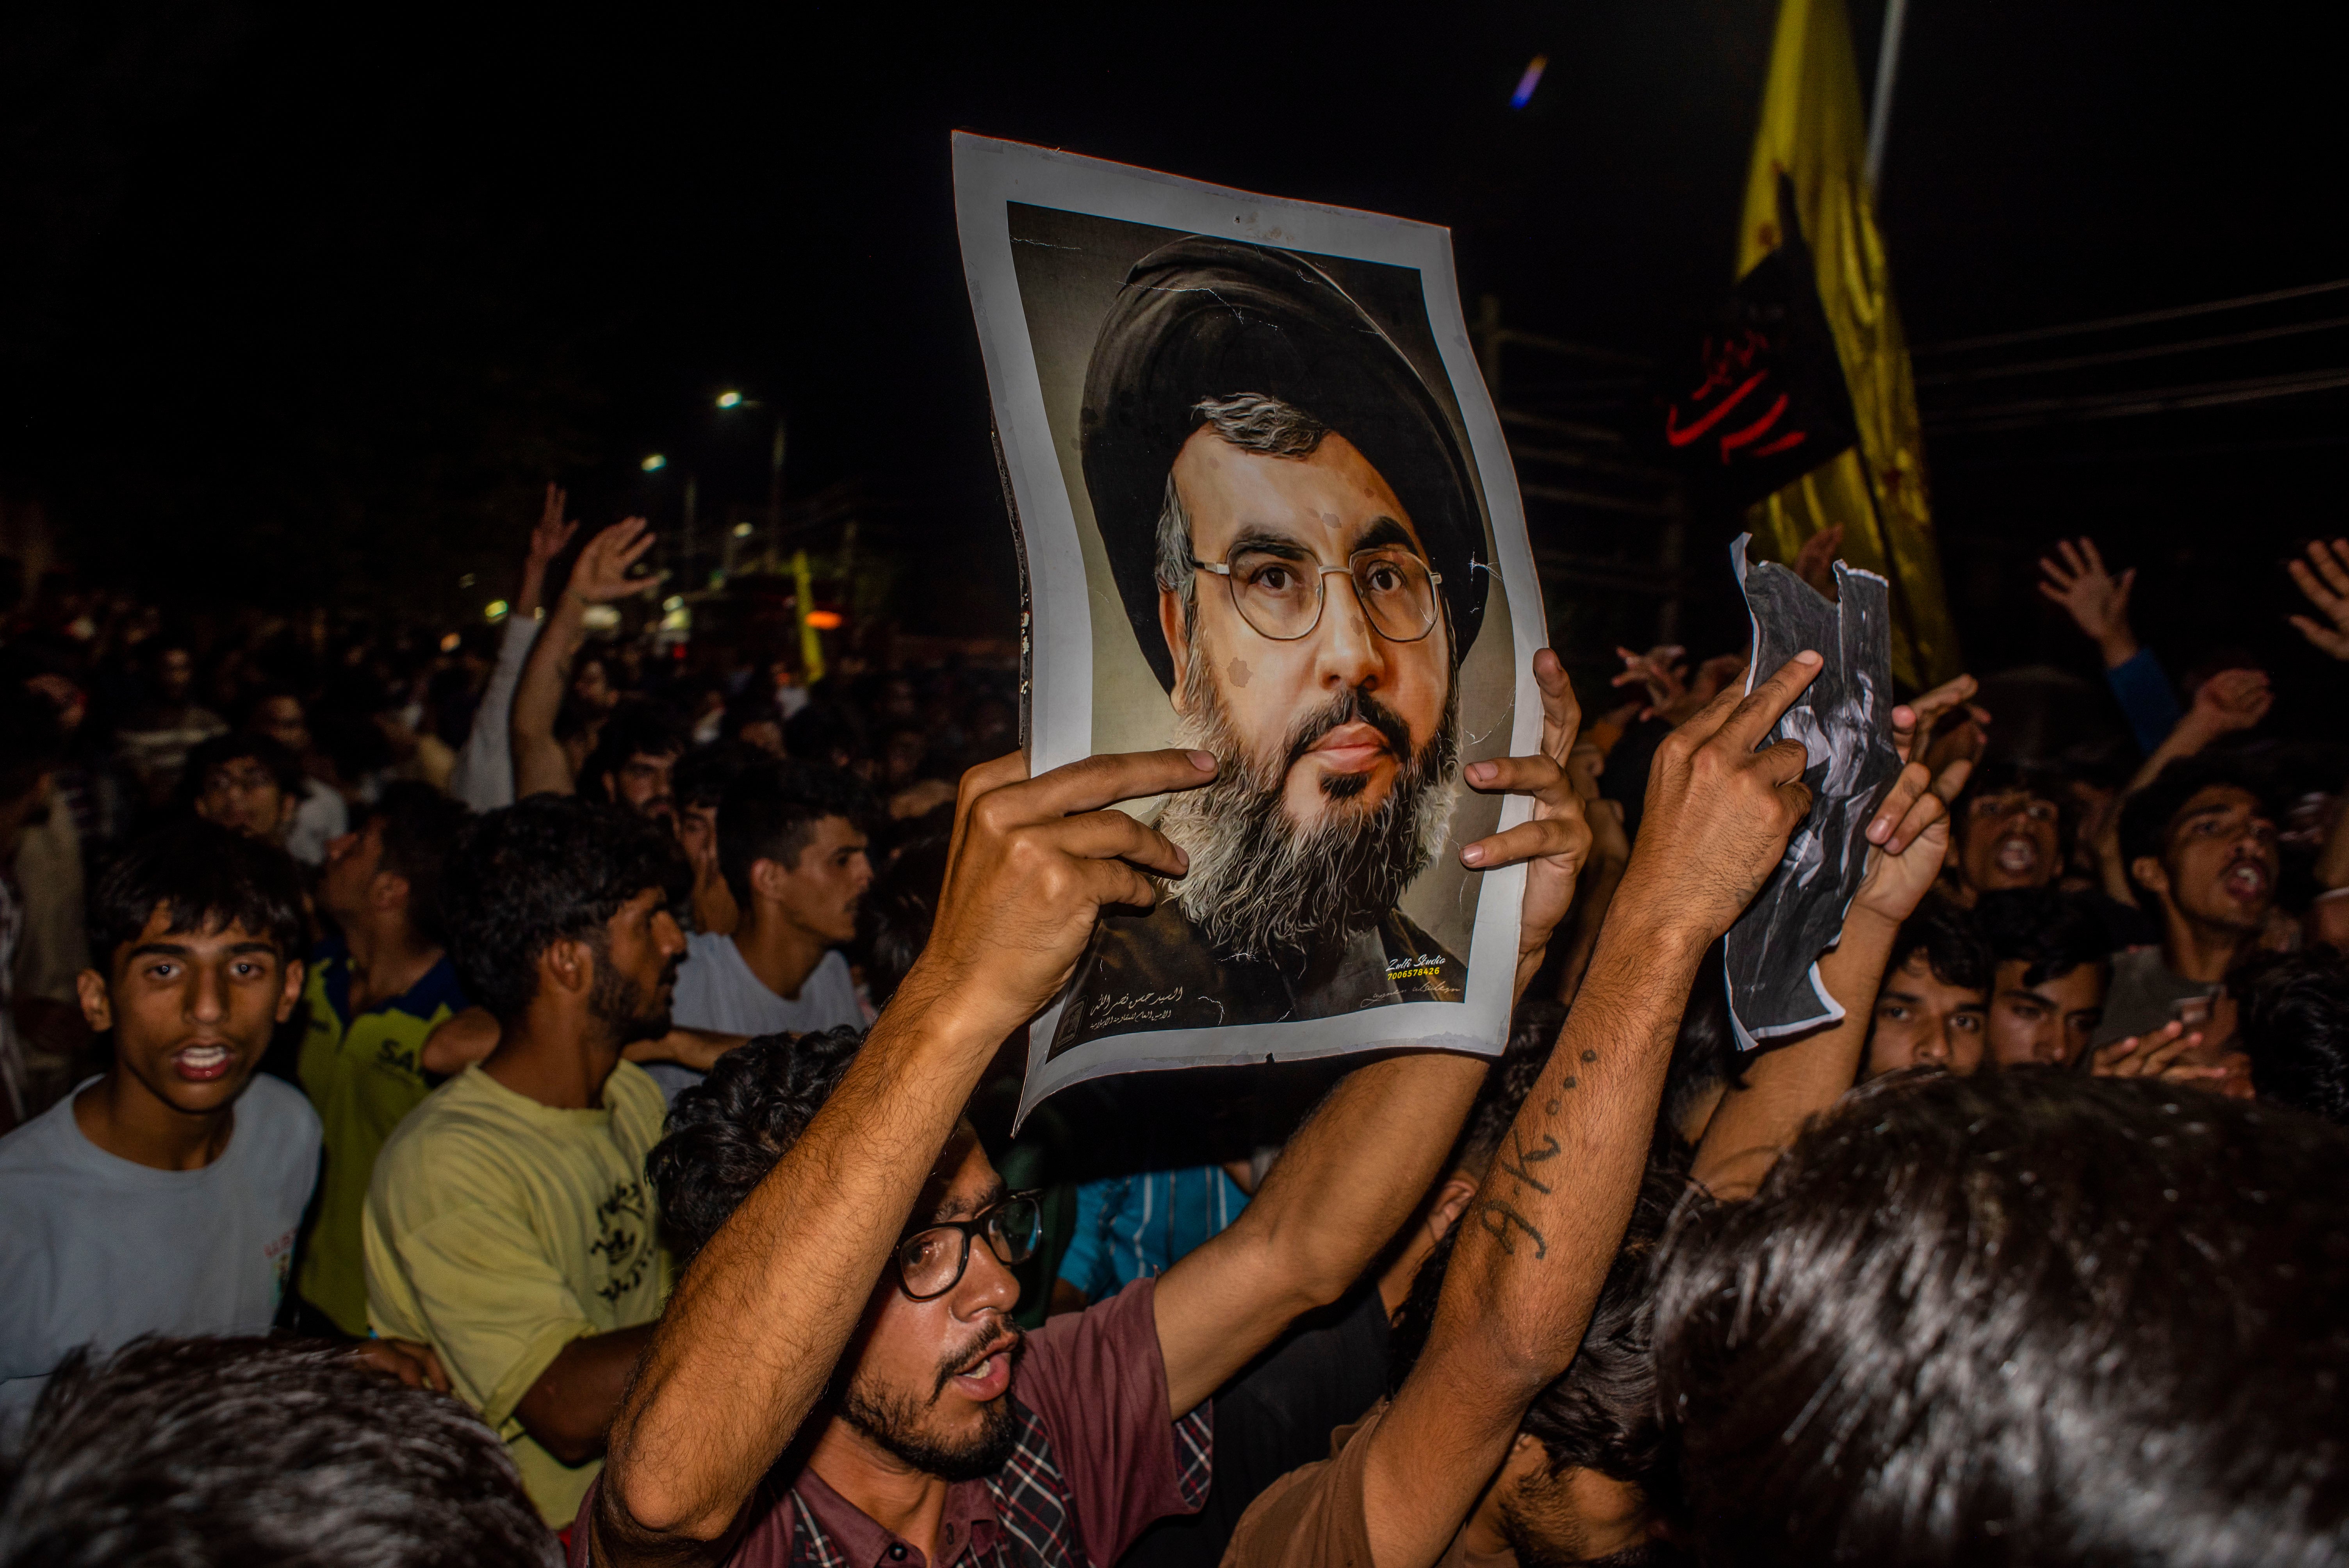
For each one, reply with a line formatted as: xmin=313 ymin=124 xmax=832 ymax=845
xmin=364 ymin=795 xmax=689 ymax=1527
xmin=294 ymin=783 xmax=472 ymax=1336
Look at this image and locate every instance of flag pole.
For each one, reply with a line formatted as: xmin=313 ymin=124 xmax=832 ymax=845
xmin=1862 ymin=0 xmax=1911 ymax=196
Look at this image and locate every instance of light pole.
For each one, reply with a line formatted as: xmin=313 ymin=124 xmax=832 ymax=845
xmin=716 ymin=390 xmax=786 ymax=571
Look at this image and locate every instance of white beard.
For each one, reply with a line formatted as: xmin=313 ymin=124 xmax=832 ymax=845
xmin=1157 ymin=651 xmax=1459 ymax=966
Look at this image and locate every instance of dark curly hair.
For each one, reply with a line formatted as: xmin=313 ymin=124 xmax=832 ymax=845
xmin=1387 ymin=1161 xmax=1681 ymax=1491
xmin=440 ymin=795 xmax=688 ymax=1021
xmin=859 ymin=829 xmax=950 ymax=1009
xmin=176 ymin=732 xmax=305 ymax=811
xmin=1972 ymin=886 xmax=2112 ymax=989
xmin=1654 ymin=1070 xmax=2349 ymax=1567
xmin=0 ymin=1336 xmax=555 ymax=1568
xmin=369 ymin=781 xmax=472 ymax=948
xmin=1888 ymin=895 xmax=1992 ymax=993
xmin=578 ymin=700 xmax=688 ymax=806
xmin=88 ymin=821 xmax=307 ymax=973
xmin=717 ymin=760 xmax=878 ymax=906
xmin=2117 ymin=754 xmax=2277 ymax=896
xmin=647 ymin=1027 xmax=867 ymax=1264
xmin=2232 ymin=946 xmax=2349 ymax=1124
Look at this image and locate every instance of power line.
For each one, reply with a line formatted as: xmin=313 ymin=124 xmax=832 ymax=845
xmin=1925 ymin=366 xmax=2349 ymax=435
xmin=1914 ymin=277 xmax=2349 ymax=357
xmin=1917 ymin=312 xmax=2349 ymax=387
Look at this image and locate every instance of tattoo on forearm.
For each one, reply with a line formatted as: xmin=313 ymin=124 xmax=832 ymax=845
xmin=1479 ymin=1199 xmax=1548 ymax=1258
xmin=1496 ymin=1127 xmax=1560 ymax=1196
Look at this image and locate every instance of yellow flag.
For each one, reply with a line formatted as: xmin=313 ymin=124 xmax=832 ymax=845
xmin=1739 ymin=0 xmax=1957 ymax=688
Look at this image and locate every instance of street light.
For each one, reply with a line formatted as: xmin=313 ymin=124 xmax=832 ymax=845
xmin=715 ymin=390 xmax=786 ymax=564
xmin=642 ymin=453 xmax=668 ymax=472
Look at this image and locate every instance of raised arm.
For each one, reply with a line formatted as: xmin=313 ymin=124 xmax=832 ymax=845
xmin=1151 ymin=648 xmax=1592 ymax=1414
xmin=450 ymin=486 xmax=577 ymax=810
xmin=511 ymin=517 xmax=652 ymax=799
xmin=1354 ymin=653 xmax=1825 ymax=1568
xmin=594 ymin=748 xmax=1215 ymax=1559
xmin=1690 ymin=690 xmax=1969 ymax=1199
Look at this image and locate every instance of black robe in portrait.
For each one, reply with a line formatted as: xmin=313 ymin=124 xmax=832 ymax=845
xmin=1048 ymin=896 xmax=1465 ymax=1062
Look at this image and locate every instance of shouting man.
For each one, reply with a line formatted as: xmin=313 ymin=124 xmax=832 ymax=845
xmin=1057 ymin=238 xmax=1497 ymax=1056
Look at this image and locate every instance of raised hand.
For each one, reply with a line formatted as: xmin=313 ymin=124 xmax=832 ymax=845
xmin=1460 ymin=649 xmax=1595 ymax=996
xmin=530 ymin=482 xmax=579 ymax=569
xmin=1614 ymin=651 xmax=1823 ymax=939
xmin=2185 ymin=666 xmax=2272 ymax=738
xmin=565 ymin=517 xmax=658 ymax=604
xmin=1891 ymin=673 xmax=1985 ymax=768
xmin=1792 ymin=522 xmax=1845 ymax=598
xmin=2037 ymin=537 xmax=2139 ymax=665
xmin=916 ymin=748 xmax=1218 ymax=1034
xmin=1854 ymin=752 xmax=1969 ymax=926
xmin=2286 ymin=538 xmax=2349 ymax=659
xmin=1611 ymin=644 xmax=1688 ymax=721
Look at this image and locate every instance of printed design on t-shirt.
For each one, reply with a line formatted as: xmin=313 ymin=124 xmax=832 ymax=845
xmin=371 ymin=1030 xmax=426 ymax=1085
xmin=265 ymin=1228 xmax=297 ymax=1306
xmin=589 ymin=1179 xmax=655 ymax=1303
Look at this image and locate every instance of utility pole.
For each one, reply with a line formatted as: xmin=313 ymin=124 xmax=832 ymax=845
xmin=1863 ymin=0 xmax=1912 ymax=196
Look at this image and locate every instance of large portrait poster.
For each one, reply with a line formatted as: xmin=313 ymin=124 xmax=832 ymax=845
xmin=951 ymin=134 xmax=1546 ymax=1119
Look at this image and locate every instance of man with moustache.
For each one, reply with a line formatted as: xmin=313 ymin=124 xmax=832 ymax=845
xmin=1055 ymin=238 xmax=1496 ymax=1056
xmin=364 ymin=795 xmax=689 ymax=1527
xmin=2091 ymin=757 xmax=2278 ymax=1092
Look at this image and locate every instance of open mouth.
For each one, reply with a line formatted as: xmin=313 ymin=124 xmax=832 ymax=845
xmin=1993 ymin=834 xmax=2041 ymax=876
xmin=943 ymin=1332 xmax=1020 ymax=1402
xmin=173 ymin=1043 xmax=236 ymax=1083
xmin=2223 ymin=861 xmax=2271 ymax=901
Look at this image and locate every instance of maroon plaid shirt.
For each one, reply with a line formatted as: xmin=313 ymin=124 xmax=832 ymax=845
xmin=572 ymin=1279 xmax=1212 ymax=1568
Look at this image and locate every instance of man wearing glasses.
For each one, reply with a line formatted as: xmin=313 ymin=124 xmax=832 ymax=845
xmin=584 ymin=672 xmax=1611 ymax=1566
xmin=1054 ymin=237 xmax=1500 ymax=1057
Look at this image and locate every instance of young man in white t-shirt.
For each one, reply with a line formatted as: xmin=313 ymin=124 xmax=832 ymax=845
xmin=654 ymin=761 xmax=874 ymax=1097
xmin=0 ymin=821 xmax=438 ymax=1429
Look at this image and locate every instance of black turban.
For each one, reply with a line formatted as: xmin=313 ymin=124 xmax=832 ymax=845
xmin=1078 ymin=236 xmax=1491 ymax=693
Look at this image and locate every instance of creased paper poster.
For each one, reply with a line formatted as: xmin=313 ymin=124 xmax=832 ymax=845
xmin=1723 ymin=533 xmax=1899 ymax=1048
xmin=951 ymin=134 xmax=1545 ymax=1121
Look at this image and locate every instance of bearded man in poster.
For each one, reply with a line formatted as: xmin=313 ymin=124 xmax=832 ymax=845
xmin=1055 ymin=238 xmax=1499 ymax=1058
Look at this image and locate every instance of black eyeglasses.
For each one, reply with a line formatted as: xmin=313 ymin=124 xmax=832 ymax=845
xmin=1190 ymin=546 xmax=1443 ymax=644
xmin=893 ymin=1192 xmax=1043 ymax=1301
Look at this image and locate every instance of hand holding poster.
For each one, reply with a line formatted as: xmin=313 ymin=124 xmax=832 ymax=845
xmin=1722 ymin=534 xmax=1900 ymax=1047
xmin=951 ymin=135 xmax=1547 ymax=1120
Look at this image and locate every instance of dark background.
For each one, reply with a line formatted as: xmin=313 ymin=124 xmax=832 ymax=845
xmin=4 ymin=1 xmax=2345 ymax=705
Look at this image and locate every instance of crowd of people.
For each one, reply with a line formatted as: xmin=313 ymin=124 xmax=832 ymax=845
xmin=0 ymin=490 xmax=2346 ymax=1567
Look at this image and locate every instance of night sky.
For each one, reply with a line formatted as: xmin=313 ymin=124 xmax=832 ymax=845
xmin=5 ymin=1 xmax=2346 ymax=695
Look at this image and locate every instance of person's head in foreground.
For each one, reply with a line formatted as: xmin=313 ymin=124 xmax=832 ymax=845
xmin=439 ymin=795 xmax=687 ymax=1045
xmin=76 ymin=821 xmax=308 ymax=1130
xmin=1973 ymin=887 xmax=2109 ymax=1069
xmin=182 ymin=732 xmax=305 ymax=846
xmin=2120 ymin=755 xmax=2279 ymax=955
xmin=0 ymin=1336 xmax=556 ymax=1568
xmin=579 ymin=700 xmax=686 ymax=824
xmin=1084 ymin=237 xmax=1490 ymax=966
xmin=1386 ymin=1165 xmax=1686 ymax=1568
xmin=649 ymin=1029 xmax=1037 ymax=1477
xmin=1943 ymin=759 xmax=2069 ymax=903
xmin=1652 ymin=1069 xmax=2349 ymax=1566
xmin=1861 ymin=897 xmax=1990 ymax=1078
xmin=717 ymin=759 xmax=876 ymax=950
xmin=2231 ymin=946 xmax=2349 ymax=1124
